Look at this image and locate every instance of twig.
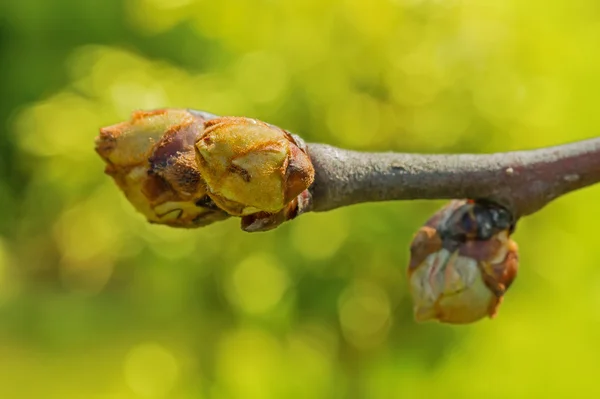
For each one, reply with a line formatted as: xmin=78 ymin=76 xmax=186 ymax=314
xmin=307 ymin=138 xmax=600 ymax=218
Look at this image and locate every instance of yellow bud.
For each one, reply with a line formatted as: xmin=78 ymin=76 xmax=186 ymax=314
xmin=96 ymin=109 xmax=190 ymax=166
xmin=195 ymin=117 xmax=315 ymax=216
xmin=95 ymin=109 xmax=229 ymax=228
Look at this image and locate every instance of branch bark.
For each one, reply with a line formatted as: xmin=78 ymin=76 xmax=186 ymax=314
xmin=307 ymin=138 xmax=600 ymax=218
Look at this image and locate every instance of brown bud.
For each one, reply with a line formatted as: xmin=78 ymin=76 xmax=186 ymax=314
xmin=241 ymin=189 xmax=313 ymax=232
xmin=407 ymin=200 xmax=519 ymax=324
xmin=95 ymin=109 xmax=229 ymax=228
xmin=194 ymin=117 xmax=315 ymax=216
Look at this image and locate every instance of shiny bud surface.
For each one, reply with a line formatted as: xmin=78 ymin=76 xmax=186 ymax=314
xmin=194 ymin=117 xmax=315 ymax=216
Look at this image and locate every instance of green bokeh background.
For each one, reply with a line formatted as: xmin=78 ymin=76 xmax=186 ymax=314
xmin=1 ymin=0 xmax=600 ymax=398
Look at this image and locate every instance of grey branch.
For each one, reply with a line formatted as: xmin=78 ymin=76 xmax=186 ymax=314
xmin=307 ymin=138 xmax=600 ymax=218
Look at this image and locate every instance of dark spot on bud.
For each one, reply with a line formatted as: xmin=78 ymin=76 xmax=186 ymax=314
xmin=150 ymin=122 xmax=202 ymax=169
xmin=440 ymin=200 xmax=515 ymax=242
xmin=228 ymin=164 xmax=252 ymax=183
xmin=441 ymin=239 xmax=461 ymax=253
xmin=191 ymin=210 xmax=228 ymax=227
xmin=474 ymin=209 xmax=494 ymax=240
xmin=241 ymin=211 xmax=284 ymax=232
xmin=286 ymin=200 xmax=300 ymax=220
xmin=283 ymin=144 xmax=314 ymax=203
xmin=141 ymin=173 xmax=173 ymax=201
xmin=491 ymin=208 xmax=513 ymax=231
xmin=195 ymin=195 xmax=220 ymax=210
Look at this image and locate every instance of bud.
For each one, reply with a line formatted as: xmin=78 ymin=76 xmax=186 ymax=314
xmin=407 ymin=200 xmax=519 ymax=324
xmin=95 ymin=109 xmax=229 ymax=228
xmin=194 ymin=117 xmax=315 ymax=216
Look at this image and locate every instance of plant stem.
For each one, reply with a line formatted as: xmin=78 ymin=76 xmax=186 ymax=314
xmin=307 ymin=137 xmax=600 ymax=218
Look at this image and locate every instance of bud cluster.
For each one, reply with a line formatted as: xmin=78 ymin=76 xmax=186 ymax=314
xmin=95 ymin=109 xmax=315 ymax=231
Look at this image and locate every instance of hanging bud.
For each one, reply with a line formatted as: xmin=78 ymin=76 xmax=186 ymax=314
xmin=407 ymin=200 xmax=519 ymax=324
xmin=194 ymin=117 xmax=315 ymax=216
xmin=95 ymin=109 xmax=229 ymax=228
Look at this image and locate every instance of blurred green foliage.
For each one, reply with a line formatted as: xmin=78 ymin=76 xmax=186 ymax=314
xmin=1 ymin=0 xmax=600 ymax=398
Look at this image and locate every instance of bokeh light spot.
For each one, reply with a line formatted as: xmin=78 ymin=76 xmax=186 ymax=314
xmin=338 ymin=280 xmax=392 ymax=348
xmin=283 ymin=324 xmax=340 ymax=398
xmin=53 ymin=195 xmax=123 ymax=295
xmin=225 ymin=253 xmax=289 ymax=314
xmin=124 ymin=342 xmax=180 ymax=398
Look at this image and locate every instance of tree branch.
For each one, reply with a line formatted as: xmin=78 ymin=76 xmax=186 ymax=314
xmin=99 ymin=109 xmax=599 ymax=323
xmin=307 ymin=138 xmax=600 ymax=218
